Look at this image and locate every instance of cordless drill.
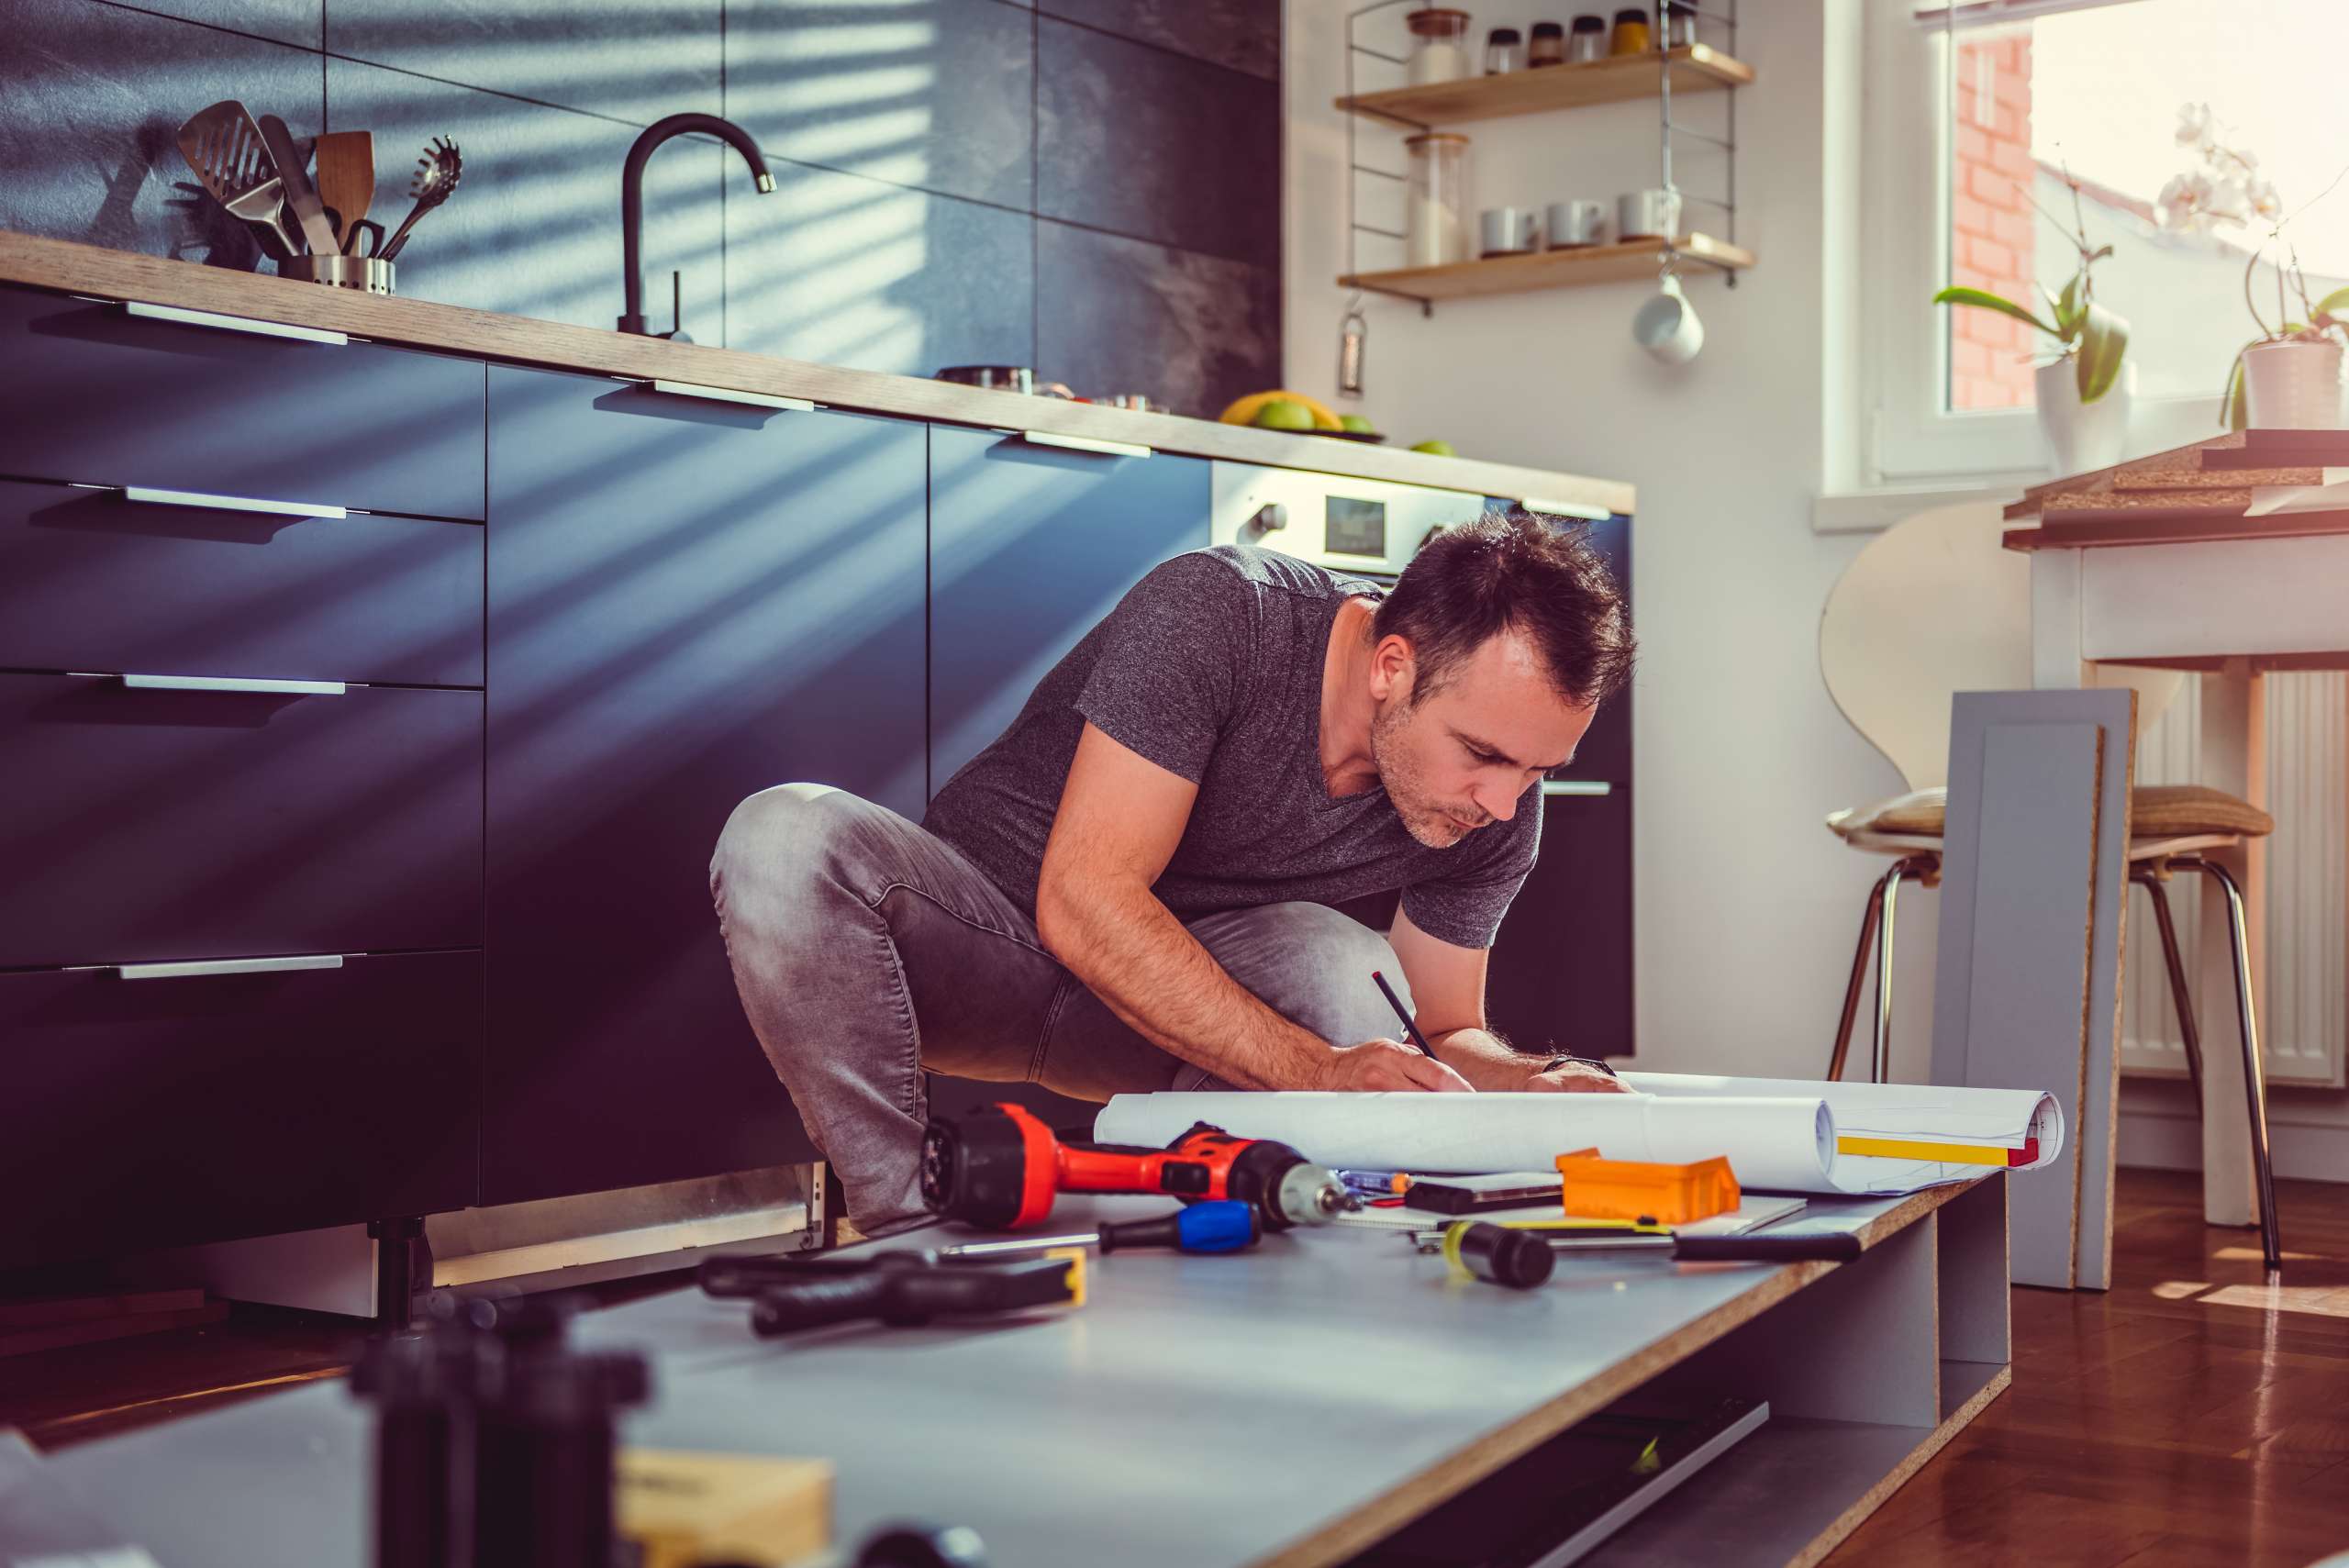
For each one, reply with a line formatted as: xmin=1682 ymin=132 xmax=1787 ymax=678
xmin=920 ymin=1102 xmax=1349 ymax=1232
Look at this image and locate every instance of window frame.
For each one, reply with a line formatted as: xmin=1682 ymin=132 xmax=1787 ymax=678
xmin=1861 ymin=1 xmax=2224 ymax=484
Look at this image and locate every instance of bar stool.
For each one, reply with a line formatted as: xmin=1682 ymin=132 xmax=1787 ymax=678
xmin=1818 ymin=501 xmax=2282 ymax=1271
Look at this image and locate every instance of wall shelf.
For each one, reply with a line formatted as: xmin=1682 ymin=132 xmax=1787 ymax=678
xmin=1335 ymin=44 xmax=1754 ymax=128
xmin=1341 ymin=233 xmax=1754 ymax=302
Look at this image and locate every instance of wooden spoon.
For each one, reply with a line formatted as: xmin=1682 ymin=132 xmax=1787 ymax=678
xmin=311 ymin=130 xmax=374 ymax=251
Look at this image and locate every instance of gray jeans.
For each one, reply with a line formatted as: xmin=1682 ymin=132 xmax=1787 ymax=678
xmin=709 ymin=783 xmax=1414 ymax=1229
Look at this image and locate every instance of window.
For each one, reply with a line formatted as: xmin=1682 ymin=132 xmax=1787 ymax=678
xmin=1865 ymin=0 xmax=2347 ymax=482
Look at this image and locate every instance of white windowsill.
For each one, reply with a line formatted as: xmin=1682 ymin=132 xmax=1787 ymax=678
xmin=1811 ymin=474 xmax=2040 ymax=535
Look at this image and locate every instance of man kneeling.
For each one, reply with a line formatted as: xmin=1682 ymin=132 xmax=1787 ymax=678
xmin=710 ymin=510 xmax=1636 ymax=1230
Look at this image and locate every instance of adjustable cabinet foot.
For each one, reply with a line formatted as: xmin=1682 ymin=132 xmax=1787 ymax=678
xmin=366 ymin=1216 xmax=429 ymax=1330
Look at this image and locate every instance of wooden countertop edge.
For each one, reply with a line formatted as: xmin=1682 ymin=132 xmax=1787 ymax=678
xmin=0 ymin=231 xmax=1634 ymax=517
xmin=1250 ymin=1180 xmax=1976 ymax=1568
xmin=2004 ymin=511 xmax=2349 ymax=550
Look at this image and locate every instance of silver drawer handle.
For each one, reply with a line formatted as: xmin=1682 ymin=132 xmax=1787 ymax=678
xmin=1021 ymin=430 xmax=1153 ymax=460
xmin=648 ymin=378 xmax=815 ymax=412
xmin=119 ymin=673 xmax=347 ymax=695
xmin=1540 ymin=779 xmax=1614 ymax=797
xmin=125 ymin=300 xmax=349 ymax=347
xmin=124 ymin=484 xmax=347 ymax=520
xmin=117 ymin=953 xmax=346 ymax=980
xmin=1520 ymin=496 xmax=1611 ymax=522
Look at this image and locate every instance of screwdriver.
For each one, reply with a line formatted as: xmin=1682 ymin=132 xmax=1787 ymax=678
xmin=937 ymin=1201 xmax=1260 ymax=1260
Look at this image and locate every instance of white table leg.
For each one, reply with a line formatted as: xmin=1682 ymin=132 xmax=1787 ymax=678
xmin=2030 ymin=550 xmax=2088 ymax=690
xmin=2194 ymin=662 xmax=2264 ymax=1229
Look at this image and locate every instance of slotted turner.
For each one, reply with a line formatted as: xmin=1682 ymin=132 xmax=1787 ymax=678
xmin=174 ymin=100 xmax=302 ymax=259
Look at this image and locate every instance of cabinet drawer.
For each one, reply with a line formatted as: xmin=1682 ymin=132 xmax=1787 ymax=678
xmin=0 ymin=480 xmax=483 ymax=685
xmin=0 ymin=285 xmax=484 ymax=520
xmin=0 ymin=674 xmax=483 ymax=968
xmin=0 ymin=951 xmax=480 ymax=1263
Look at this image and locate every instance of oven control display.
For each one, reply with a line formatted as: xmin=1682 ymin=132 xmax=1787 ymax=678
xmin=1325 ymin=496 xmax=1386 ymax=558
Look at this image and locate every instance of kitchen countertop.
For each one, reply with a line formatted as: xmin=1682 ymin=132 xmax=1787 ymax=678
xmin=0 ymin=230 xmax=1633 ymax=517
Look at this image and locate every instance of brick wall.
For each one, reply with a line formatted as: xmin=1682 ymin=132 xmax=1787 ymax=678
xmin=1950 ymin=32 xmax=2037 ymax=410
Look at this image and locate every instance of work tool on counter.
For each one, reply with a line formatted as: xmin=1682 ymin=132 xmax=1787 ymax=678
xmin=936 ymin=1200 xmax=1260 ymax=1260
xmin=1422 ymin=1218 xmax=1864 ymax=1280
xmin=1556 ymin=1148 xmax=1742 ymax=1225
xmin=173 ymin=99 xmax=302 ymax=260
xmin=311 ymin=128 xmax=374 ymax=249
xmin=920 ymin=1101 xmax=1349 ymax=1231
xmin=1446 ymin=1218 xmax=1556 ymax=1289
xmin=698 ymin=1249 xmax=1083 ymax=1338
xmin=257 ymin=113 xmax=341 ymax=257
xmin=377 ymin=135 xmax=462 ymax=263
xmin=1370 ymin=967 xmax=1442 ymax=1063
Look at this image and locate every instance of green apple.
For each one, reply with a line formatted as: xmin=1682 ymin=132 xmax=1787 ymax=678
xmin=1252 ymin=398 xmax=1316 ymax=430
xmin=1408 ymin=438 xmax=1456 ymax=456
xmin=1339 ymin=414 xmax=1376 ymax=433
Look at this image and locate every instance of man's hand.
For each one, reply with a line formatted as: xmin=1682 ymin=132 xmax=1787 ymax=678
xmin=1524 ymin=1060 xmax=1631 ymax=1094
xmin=1316 ymin=1039 xmax=1475 ymax=1092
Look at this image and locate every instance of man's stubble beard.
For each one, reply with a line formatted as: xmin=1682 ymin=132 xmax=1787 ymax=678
xmin=1369 ymin=699 xmax=1475 ymax=850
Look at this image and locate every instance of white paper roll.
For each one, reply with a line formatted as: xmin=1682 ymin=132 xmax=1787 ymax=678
xmin=1093 ymin=1092 xmax=1842 ymax=1193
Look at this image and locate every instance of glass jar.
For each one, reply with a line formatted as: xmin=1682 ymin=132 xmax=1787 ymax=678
xmin=1609 ymin=6 xmax=1650 ymax=54
xmin=1529 ymin=21 xmax=1566 ymax=66
xmin=1566 ymin=14 xmax=1608 ymax=62
xmin=1664 ymin=0 xmax=1698 ymax=46
xmin=1406 ymin=8 xmax=1474 ymax=86
xmin=1403 ymin=132 xmax=1471 ymax=269
xmin=1485 ymin=26 xmax=1524 ymax=74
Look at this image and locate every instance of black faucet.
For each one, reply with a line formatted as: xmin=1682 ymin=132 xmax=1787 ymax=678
xmin=618 ymin=113 xmax=775 ymax=339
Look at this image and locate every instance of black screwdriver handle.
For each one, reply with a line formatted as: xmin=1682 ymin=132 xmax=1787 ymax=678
xmin=750 ymin=1272 xmax=899 ymax=1336
xmin=1674 ymin=1233 xmax=1864 ymax=1263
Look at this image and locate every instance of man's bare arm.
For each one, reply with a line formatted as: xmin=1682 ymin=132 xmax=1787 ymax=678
xmin=1036 ymin=724 xmax=1468 ymax=1092
xmin=1389 ymin=904 xmax=1627 ymax=1094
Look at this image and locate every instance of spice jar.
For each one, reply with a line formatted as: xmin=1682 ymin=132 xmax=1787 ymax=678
xmin=1485 ymin=26 xmax=1524 ymax=73
xmin=1566 ymin=14 xmax=1608 ymax=62
xmin=1406 ymin=8 xmax=1474 ymax=85
xmin=1529 ymin=21 xmax=1566 ymax=66
xmin=1403 ymin=132 xmax=1471 ymax=269
xmin=1664 ymin=0 xmax=1698 ymax=45
xmin=1609 ymin=6 xmax=1651 ymax=54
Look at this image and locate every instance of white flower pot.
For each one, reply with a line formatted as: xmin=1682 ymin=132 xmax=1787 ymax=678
xmin=2242 ymin=340 xmax=2343 ymax=429
xmin=2035 ymin=358 xmax=2134 ymax=477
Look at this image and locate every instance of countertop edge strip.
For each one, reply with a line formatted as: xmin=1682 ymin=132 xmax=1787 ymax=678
xmin=0 ymin=230 xmax=1634 ymax=517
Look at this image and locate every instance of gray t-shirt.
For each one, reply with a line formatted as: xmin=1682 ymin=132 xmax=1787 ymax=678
xmin=922 ymin=544 xmax=1541 ymax=949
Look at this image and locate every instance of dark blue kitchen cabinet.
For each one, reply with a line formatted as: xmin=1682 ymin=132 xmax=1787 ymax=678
xmin=928 ymin=428 xmax=1213 ymax=794
xmin=925 ymin=426 xmax=1210 ymax=1125
xmin=483 ymin=369 xmax=928 ymax=1206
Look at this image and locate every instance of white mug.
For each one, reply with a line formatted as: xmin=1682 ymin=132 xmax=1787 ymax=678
xmin=1544 ymin=200 xmax=1608 ymax=248
xmin=1632 ymin=274 xmax=1704 ymax=364
xmin=1478 ymin=206 xmax=1542 ymax=256
xmin=1617 ymin=188 xmax=1683 ymax=241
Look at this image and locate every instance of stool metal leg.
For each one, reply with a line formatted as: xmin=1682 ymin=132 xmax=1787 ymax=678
xmin=1828 ymin=871 xmax=1893 ymax=1083
xmin=2133 ymin=868 xmax=2205 ymax=1106
xmin=1872 ymin=858 xmax=1932 ymax=1084
xmin=2181 ymin=856 xmax=2283 ymax=1274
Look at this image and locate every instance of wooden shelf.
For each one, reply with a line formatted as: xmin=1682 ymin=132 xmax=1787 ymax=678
xmin=1341 ymin=233 xmax=1754 ymax=301
xmin=1336 ymin=44 xmax=1753 ymax=128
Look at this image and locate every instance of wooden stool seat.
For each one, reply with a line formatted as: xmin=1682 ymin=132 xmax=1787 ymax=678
xmin=1827 ymin=783 xmax=2273 ymax=849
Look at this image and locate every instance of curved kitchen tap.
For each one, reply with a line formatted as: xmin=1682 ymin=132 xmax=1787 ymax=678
xmin=619 ymin=113 xmax=775 ymax=339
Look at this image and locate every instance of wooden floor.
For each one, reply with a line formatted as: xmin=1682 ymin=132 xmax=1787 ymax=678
xmin=4 ymin=1168 xmax=2344 ymax=1563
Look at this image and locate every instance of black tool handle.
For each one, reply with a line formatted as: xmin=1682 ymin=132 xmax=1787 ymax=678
xmin=749 ymin=1272 xmax=898 ymax=1336
xmin=1675 ymin=1233 xmax=1864 ymax=1263
xmin=749 ymin=1257 xmax=1075 ymax=1337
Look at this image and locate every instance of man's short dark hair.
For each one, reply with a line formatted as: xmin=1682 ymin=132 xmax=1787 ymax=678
xmin=1372 ymin=509 xmax=1634 ymax=709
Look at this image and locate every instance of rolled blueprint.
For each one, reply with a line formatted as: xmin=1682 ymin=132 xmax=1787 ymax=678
xmin=1094 ymin=1092 xmax=1843 ymax=1194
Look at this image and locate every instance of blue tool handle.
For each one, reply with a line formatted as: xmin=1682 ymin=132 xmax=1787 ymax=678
xmin=1096 ymin=1201 xmax=1259 ymax=1255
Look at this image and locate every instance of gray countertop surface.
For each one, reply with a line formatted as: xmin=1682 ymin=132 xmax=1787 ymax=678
xmin=36 ymin=1190 xmax=1940 ymax=1568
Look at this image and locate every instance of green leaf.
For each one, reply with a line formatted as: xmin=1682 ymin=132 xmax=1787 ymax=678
xmin=2075 ymin=302 xmax=2130 ymax=404
xmin=2221 ymin=345 xmax=2251 ymax=431
xmin=2055 ymin=273 xmax=2083 ymax=340
xmin=1931 ymin=286 xmax=2060 ymax=339
xmin=2310 ymin=286 xmax=2349 ymax=326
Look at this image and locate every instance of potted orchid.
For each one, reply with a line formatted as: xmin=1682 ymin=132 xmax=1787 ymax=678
xmin=1932 ymin=166 xmax=2132 ymax=474
xmin=2162 ymin=103 xmax=2349 ymax=429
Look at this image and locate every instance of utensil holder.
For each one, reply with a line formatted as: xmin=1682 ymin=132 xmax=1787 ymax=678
xmin=282 ymin=254 xmax=396 ymax=295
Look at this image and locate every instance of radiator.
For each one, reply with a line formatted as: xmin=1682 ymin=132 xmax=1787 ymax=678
xmin=2121 ymin=672 xmax=2348 ymax=1088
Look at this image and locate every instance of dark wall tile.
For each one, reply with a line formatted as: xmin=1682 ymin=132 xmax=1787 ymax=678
xmin=726 ymin=0 xmax=1033 ymax=211
xmin=0 ymin=0 xmax=322 ymax=270
xmin=727 ymin=163 xmax=1031 ymax=379
xmin=108 ymin=0 xmax=322 ymax=49
xmin=326 ymin=0 xmax=720 ymax=124
xmin=1037 ymin=16 xmax=1276 ymax=266
xmin=1039 ymin=0 xmax=1278 ymax=80
xmin=328 ymin=59 xmax=726 ymax=333
xmin=1035 ymin=219 xmax=1276 ymax=419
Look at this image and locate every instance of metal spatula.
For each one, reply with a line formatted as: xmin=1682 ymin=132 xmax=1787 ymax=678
xmin=258 ymin=114 xmax=341 ymax=257
xmin=174 ymin=100 xmax=302 ymax=260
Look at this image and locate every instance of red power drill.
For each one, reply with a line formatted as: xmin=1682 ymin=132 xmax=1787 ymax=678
xmin=919 ymin=1103 xmax=1349 ymax=1232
